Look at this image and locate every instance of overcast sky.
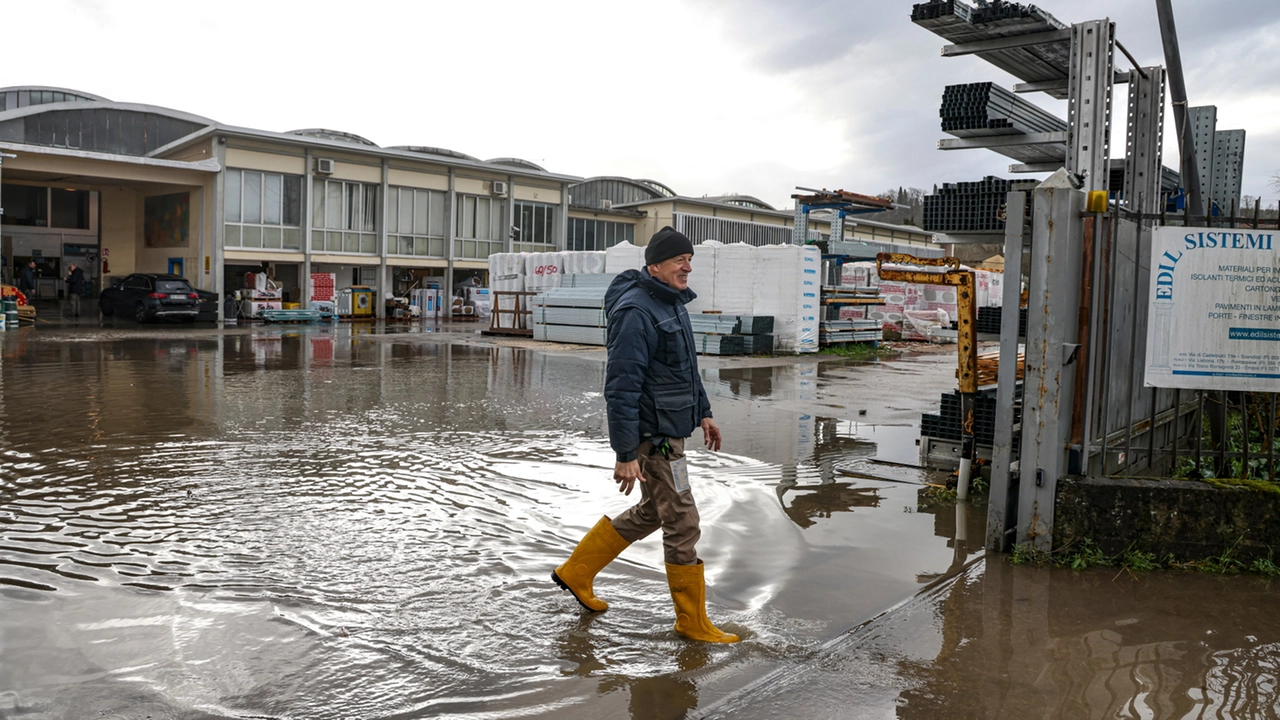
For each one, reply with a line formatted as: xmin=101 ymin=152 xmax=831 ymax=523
xmin=17 ymin=0 xmax=1280 ymax=209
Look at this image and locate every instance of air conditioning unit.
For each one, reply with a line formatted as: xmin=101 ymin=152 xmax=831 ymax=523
xmin=314 ymin=158 xmax=335 ymax=174
xmin=602 ymin=199 xmax=613 ymax=210
xmin=491 ymin=180 xmax=508 ymax=196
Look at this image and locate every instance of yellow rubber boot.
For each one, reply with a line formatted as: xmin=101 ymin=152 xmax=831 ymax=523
xmin=666 ymin=561 xmax=740 ymax=643
xmin=552 ymin=516 xmax=630 ymax=611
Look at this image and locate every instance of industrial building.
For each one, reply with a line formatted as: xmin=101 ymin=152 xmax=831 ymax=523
xmin=0 ymin=85 xmax=940 ymax=318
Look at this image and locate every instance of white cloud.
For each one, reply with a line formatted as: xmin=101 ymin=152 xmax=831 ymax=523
xmin=8 ymin=0 xmax=1280 ymax=206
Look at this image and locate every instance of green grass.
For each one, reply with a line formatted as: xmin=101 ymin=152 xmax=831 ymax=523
xmin=1004 ymin=536 xmax=1277 ymax=577
xmin=818 ymin=343 xmax=889 ymax=360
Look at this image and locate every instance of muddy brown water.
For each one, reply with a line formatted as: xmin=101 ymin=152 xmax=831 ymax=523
xmin=1 ymin=323 xmax=1274 ymax=719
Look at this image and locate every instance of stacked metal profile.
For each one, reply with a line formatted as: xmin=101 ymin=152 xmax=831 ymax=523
xmin=819 ymin=318 xmax=882 ymax=344
xmin=922 ymin=176 xmax=1016 ymax=232
xmin=911 ymin=0 xmax=1071 ymax=99
xmin=531 ymin=286 xmax=608 ymax=345
xmin=690 ymin=313 xmax=775 ymax=356
xmin=562 ymin=273 xmax=617 ymax=288
xmin=973 ymin=305 xmax=1027 ymax=337
xmin=939 ymin=82 xmax=1068 ymax=165
xmin=919 ymin=390 xmax=1021 ymax=447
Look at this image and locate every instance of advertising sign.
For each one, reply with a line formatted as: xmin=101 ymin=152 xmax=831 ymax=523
xmin=1145 ymin=226 xmax=1280 ymax=390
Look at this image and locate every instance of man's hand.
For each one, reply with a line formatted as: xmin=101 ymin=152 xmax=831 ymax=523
xmin=701 ymin=418 xmax=722 ymax=452
xmin=614 ymin=460 xmax=645 ymax=495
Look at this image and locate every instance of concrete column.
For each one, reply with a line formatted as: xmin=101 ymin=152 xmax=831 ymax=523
xmin=213 ymin=137 xmax=227 ymax=321
xmin=303 ymin=148 xmax=313 ymax=307
xmin=377 ymin=158 xmax=388 ymax=319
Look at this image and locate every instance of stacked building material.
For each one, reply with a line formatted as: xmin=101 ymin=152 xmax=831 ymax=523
xmin=693 ymin=334 xmax=745 ymax=356
xmin=819 ymin=318 xmax=882 ymax=344
xmin=753 ymin=244 xmax=820 ymax=353
xmin=922 ymin=176 xmax=1039 ymax=233
xmin=605 ymin=241 xmax=645 ymax=273
xmin=685 ymin=240 xmax=718 ymax=314
xmin=972 ymin=305 xmax=1027 ymax=336
xmin=940 ymin=82 xmax=1067 ymax=136
xmin=689 ymin=313 xmax=775 ymax=356
xmin=530 ymin=286 xmax=608 ymax=346
xmin=919 ymin=390 xmax=1021 ymax=448
xmin=562 ymin=272 xmax=616 ymax=288
xmin=910 ymin=1 xmax=1071 ymax=99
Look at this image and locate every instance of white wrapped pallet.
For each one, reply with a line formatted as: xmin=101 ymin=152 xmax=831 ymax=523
xmin=754 ymin=244 xmax=801 ymax=352
xmin=605 ymin=241 xmax=645 ymax=273
xmin=489 ymin=253 xmax=526 ymax=328
xmin=796 ymin=245 xmax=821 ymax=353
xmin=561 ymin=250 xmax=608 ymax=276
xmin=714 ymin=242 xmax=755 ymax=315
xmin=685 ymin=240 xmax=720 ymax=314
xmin=525 ymin=252 xmax=564 ymax=293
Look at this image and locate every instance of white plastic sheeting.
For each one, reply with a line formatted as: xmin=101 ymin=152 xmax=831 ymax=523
xmin=714 ymin=243 xmax=756 ymax=315
xmin=605 ymin=241 xmax=646 ymax=273
xmin=685 ymin=240 xmax=719 ymax=314
xmin=488 ymin=253 xmax=526 ymax=328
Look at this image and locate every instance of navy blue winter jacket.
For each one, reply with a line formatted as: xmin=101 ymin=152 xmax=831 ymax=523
xmin=604 ymin=268 xmax=713 ymax=463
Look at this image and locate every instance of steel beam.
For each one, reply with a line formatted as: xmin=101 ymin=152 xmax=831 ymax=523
xmin=938 ymin=132 xmax=1068 ymax=150
xmin=1156 ymin=0 xmax=1204 ymax=219
xmin=1123 ymin=66 xmax=1166 ymax=218
xmin=1009 ymin=162 xmax=1064 ymax=173
xmin=941 ymin=28 xmax=1072 ymax=57
xmin=1065 ymin=19 xmax=1115 ymax=194
xmin=792 ymin=204 xmax=806 ymax=246
xmin=1018 ymin=170 xmax=1085 ymax=550
xmin=1013 ymin=72 xmax=1129 ymax=94
xmin=987 ymin=190 xmax=1027 ymax=551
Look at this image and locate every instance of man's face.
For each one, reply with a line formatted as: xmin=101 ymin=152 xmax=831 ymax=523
xmin=649 ymin=253 xmax=693 ymax=291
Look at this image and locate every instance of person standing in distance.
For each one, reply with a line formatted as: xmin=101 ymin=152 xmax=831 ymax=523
xmin=65 ymin=263 xmax=87 ymax=318
xmin=19 ymin=260 xmax=37 ymax=299
xmin=552 ymin=226 xmax=738 ymax=643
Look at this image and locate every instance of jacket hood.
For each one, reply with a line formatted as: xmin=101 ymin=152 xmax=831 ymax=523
xmin=605 ymin=268 xmax=697 ymax=316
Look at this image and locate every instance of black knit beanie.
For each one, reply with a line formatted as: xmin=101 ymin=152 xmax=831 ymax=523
xmin=645 ymin=226 xmax=695 ymax=266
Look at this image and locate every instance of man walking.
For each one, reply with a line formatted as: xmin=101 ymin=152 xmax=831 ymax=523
xmin=552 ymin=226 xmax=739 ymax=644
xmin=65 ymin=263 xmax=87 ymax=317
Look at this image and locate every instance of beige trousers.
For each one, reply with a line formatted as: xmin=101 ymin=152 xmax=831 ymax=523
xmin=610 ymin=437 xmax=701 ymax=565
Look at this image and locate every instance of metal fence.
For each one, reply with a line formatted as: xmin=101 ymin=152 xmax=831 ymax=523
xmin=1078 ymin=205 xmax=1279 ymax=482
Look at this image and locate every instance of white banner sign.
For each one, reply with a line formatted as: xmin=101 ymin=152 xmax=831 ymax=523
xmin=1144 ymin=226 xmax=1280 ymax=390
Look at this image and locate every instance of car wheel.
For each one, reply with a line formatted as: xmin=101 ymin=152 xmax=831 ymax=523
xmin=134 ymin=302 xmax=148 ymax=323
xmin=100 ymin=300 xmax=114 ymax=317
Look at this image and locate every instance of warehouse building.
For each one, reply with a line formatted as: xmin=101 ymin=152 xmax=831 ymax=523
xmin=0 ymin=85 xmax=942 ymax=318
xmin=566 ymin=176 xmax=938 ymax=255
xmin=0 ymin=85 xmax=578 ymax=315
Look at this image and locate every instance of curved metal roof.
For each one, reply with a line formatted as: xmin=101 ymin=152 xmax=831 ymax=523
xmin=632 ymin=178 xmax=677 ymax=198
xmin=287 ymin=128 xmax=378 ymax=146
xmin=486 ymin=157 xmax=546 ymax=171
xmin=0 ymin=85 xmax=110 ymax=103
xmin=388 ymin=145 xmax=479 ymax=162
xmin=571 ymin=176 xmax=678 ymax=201
xmin=704 ymin=194 xmax=777 ymax=211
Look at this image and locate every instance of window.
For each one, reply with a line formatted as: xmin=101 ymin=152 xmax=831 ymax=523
xmin=2 ymin=184 xmax=92 ymax=229
xmin=312 ymin=178 xmax=378 ymax=254
xmin=454 ymin=194 xmax=505 ymax=260
xmin=223 ymin=169 xmax=304 ymax=251
xmin=567 ymin=217 xmax=635 ymax=251
xmin=513 ymin=201 xmax=557 ymax=253
xmin=387 ymin=186 xmax=446 ymax=258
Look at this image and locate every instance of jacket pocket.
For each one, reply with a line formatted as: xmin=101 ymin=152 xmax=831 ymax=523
xmin=653 ymin=386 xmax=695 ymax=439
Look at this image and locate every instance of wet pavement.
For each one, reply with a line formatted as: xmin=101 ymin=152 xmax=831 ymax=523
xmin=1 ymin=320 xmax=1276 ymax=719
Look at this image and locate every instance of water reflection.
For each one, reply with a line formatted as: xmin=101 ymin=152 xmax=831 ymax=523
xmin=1 ymin=326 xmax=982 ymax=719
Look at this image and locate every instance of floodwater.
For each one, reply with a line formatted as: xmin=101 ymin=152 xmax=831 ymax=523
xmin=1 ymin=322 xmax=1274 ymax=719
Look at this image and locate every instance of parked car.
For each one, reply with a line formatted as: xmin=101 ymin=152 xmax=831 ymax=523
xmin=99 ymin=273 xmax=200 ymax=322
